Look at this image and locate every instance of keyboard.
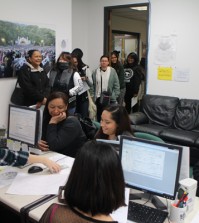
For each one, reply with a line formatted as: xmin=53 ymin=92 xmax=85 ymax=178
xmin=128 ymin=201 xmax=168 ymax=223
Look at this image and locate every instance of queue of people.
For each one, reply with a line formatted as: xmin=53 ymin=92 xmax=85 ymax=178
xmin=7 ymin=47 xmax=146 ymax=158
xmin=13 ymin=48 xmax=145 ymax=117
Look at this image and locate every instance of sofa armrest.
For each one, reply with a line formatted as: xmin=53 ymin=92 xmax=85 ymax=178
xmin=129 ymin=112 xmax=149 ymax=125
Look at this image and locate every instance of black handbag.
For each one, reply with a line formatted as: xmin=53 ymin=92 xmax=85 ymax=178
xmin=99 ymin=75 xmax=110 ymax=107
xmin=100 ymin=91 xmax=110 ymax=107
xmin=10 ymin=80 xmax=25 ymax=106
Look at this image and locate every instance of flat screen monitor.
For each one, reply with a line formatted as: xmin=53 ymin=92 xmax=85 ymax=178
xmin=119 ymin=136 xmax=182 ymax=200
xmin=7 ymin=105 xmax=40 ymax=148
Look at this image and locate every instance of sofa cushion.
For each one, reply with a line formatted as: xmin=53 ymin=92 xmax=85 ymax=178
xmin=174 ymin=99 xmax=199 ymax=131
xmin=160 ymin=128 xmax=199 ymax=146
xmin=131 ymin=124 xmax=168 ymax=136
xmin=193 ymin=137 xmax=199 ymax=147
xmin=129 ymin=112 xmax=149 ymax=125
xmin=142 ymin=94 xmax=179 ymax=127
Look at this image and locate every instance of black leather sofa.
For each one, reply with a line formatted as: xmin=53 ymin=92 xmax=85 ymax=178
xmin=130 ymin=94 xmax=199 ymax=165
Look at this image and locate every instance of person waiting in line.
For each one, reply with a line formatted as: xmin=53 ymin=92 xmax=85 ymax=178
xmin=0 ymin=148 xmax=60 ymax=173
xmin=123 ymin=52 xmax=144 ymax=114
xmin=38 ymin=91 xmax=87 ymax=158
xmin=48 ymin=51 xmax=83 ymax=115
xmin=110 ymin=50 xmax=126 ymax=106
xmin=39 ymin=140 xmax=126 ymax=223
xmin=95 ymin=104 xmax=133 ymax=140
xmin=91 ymin=55 xmax=120 ymax=122
xmin=18 ymin=49 xmax=50 ymax=108
xmin=71 ymin=48 xmax=93 ymax=118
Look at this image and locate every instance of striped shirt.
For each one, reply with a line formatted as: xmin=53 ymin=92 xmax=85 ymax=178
xmin=0 ymin=148 xmax=29 ymax=166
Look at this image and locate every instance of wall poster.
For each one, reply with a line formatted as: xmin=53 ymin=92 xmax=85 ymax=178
xmin=0 ymin=20 xmax=55 ymax=78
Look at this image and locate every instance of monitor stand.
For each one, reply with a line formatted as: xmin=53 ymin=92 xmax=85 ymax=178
xmin=129 ymin=192 xmax=167 ymax=210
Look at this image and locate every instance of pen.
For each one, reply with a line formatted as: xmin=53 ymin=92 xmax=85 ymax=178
xmin=176 ymin=193 xmax=189 ymax=207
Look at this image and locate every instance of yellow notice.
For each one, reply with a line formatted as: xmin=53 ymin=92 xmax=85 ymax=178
xmin=157 ymin=67 xmax=173 ymax=80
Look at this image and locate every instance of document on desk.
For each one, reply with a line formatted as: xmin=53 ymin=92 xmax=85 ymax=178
xmin=110 ymin=188 xmax=130 ymax=223
xmin=6 ymin=172 xmax=69 ymax=195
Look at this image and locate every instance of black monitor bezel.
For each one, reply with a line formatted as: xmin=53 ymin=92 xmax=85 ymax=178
xmin=119 ymin=135 xmax=182 ymax=200
xmin=7 ymin=104 xmax=40 ymax=147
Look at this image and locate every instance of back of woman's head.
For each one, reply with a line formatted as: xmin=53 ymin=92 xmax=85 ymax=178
xmin=71 ymin=48 xmax=83 ymax=59
xmin=64 ymin=140 xmax=125 ymax=215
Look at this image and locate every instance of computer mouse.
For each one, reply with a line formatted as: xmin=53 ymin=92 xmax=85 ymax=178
xmin=28 ymin=166 xmax=43 ymax=174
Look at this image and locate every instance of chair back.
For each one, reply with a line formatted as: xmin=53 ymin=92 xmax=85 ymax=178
xmin=134 ymin=132 xmax=165 ymax=143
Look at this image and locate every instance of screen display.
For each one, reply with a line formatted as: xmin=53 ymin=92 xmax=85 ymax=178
xmin=7 ymin=105 xmax=39 ymax=147
xmin=119 ymin=136 xmax=182 ymax=200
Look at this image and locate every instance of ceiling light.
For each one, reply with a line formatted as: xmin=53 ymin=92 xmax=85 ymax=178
xmin=130 ymin=6 xmax=147 ymax=11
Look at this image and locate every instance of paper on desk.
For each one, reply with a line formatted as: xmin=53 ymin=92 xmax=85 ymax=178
xmin=191 ymin=211 xmax=199 ymax=223
xmin=6 ymin=172 xmax=69 ymax=195
xmin=0 ymin=167 xmax=18 ymax=189
xmin=111 ymin=188 xmax=130 ymax=223
xmin=49 ymin=154 xmax=74 ymax=168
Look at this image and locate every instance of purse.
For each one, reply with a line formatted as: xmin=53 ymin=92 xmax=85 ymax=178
xmin=99 ymin=75 xmax=111 ymax=107
xmin=10 ymin=80 xmax=25 ymax=106
xmin=100 ymin=91 xmax=110 ymax=107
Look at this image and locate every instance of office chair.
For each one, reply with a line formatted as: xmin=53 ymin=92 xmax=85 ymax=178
xmin=134 ymin=132 xmax=165 ymax=143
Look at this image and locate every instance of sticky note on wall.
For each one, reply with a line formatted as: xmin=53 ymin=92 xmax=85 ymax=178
xmin=157 ymin=67 xmax=173 ymax=80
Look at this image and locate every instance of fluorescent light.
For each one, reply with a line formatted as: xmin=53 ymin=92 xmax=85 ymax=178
xmin=130 ymin=6 xmax=147 ymax=11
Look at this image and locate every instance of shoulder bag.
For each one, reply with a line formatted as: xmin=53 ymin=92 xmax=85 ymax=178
xmin=10 ymin=79 xmax=25 ymax=106
xmin=99 ymin=74 xmax=110 ymax=107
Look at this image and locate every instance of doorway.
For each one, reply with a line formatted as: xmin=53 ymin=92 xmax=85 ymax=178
xmin=104 ymin=3 xmax=149 ymax=100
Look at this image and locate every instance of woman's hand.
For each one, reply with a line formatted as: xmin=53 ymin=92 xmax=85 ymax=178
xmin=36 ymin=98 xmax=47 ymax=109
xmin=42 ymin=157 xmax=61 ymax=173
xmin=49 ymin=112 xmax=66 ymax=124
xmin=38 ymin=140 xmax=49 ymax=151
xmin=28 ymin=155 xmax=61 ymax=173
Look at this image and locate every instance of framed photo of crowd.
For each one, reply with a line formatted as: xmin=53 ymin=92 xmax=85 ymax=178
xmin=0 ymin=19 xmax=56 ymax=78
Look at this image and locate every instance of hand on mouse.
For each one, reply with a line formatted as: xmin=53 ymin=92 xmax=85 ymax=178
xmin=28 ymin=155 xmax=61 ymax=173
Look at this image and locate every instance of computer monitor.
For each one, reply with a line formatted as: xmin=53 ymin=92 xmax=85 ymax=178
xmin=7 ymin=104 xmax=40 ymax=149
xmin=119 ymin=136 xmax=182 ymax=200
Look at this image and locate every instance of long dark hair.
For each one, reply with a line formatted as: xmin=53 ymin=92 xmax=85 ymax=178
xmin=41 ymin=91 xmax=69 ymax=140
xmin=64 ymin=140 xmax=126 ymax=215
xmin=95 ymin=105 xmax=133 ymax=139
xmin=110 ymin=51 xmax=121 ymax=73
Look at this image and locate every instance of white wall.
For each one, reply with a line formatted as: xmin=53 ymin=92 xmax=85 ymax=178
xmin=1 ymin=0 xmax=199 ymax=126
xmin=0 ymin=0 xmax=72 ymax=126
xmin=78 ymin=0 xmax=199 ymax=99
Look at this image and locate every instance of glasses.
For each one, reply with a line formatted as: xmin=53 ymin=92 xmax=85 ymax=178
xmin=58 ymin=186 xmax=66 ymax=203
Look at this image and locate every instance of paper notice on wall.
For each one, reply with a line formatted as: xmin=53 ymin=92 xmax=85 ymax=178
xmin=174 ymin=67 xmax=190 ymax=82
xmin=154 ymin=34 xmax=177 ymax=65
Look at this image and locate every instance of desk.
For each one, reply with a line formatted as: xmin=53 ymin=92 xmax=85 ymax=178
xmin=1 ymin=152 xmax=199 ymax=223
xmin=27 ymin=190 xmax=199 ymax=223
xmin=0 ymin=151 xmax=73 ymax=222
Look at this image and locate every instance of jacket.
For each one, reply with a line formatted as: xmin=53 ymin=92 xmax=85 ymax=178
xmin=18 ymin=64 xmax=49 ymax=106
xmin=91 ymin=67 xmax=120 ymax=102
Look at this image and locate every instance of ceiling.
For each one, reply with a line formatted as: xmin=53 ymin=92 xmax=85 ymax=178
xmin=111 ymin=7 xmax=147 ymax=22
